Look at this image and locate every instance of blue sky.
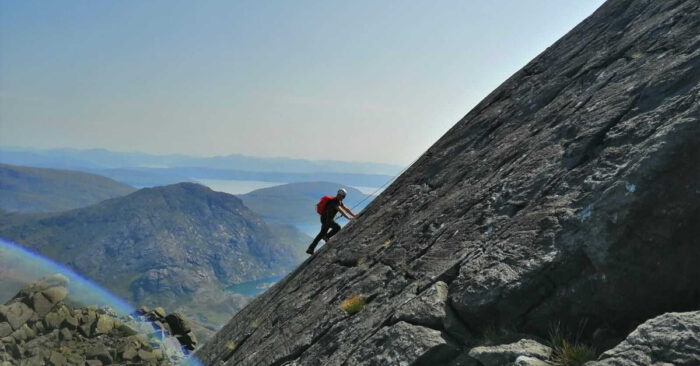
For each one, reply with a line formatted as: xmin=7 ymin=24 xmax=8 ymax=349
xmin=0 ymin=1 xmax=605 ymax=165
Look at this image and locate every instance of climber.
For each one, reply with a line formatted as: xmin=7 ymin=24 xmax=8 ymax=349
xmin=306 ymin=188 xmax=357 ymax=255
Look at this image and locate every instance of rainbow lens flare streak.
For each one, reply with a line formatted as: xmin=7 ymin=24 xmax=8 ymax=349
xmin=0 ymin=238 xmax=204 ymax=366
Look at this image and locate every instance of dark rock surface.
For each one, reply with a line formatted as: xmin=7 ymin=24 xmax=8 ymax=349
xmin=197 ymin=0 xmax=699 ymax=365
xmin=0 ymin=275 xmax=197 ymax=365
xmin=589 ymin=311 xmax=700 ymax=366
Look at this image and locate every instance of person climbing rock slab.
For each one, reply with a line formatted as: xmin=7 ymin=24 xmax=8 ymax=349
xmin=306 ymin=188 xmax=357 ymax=254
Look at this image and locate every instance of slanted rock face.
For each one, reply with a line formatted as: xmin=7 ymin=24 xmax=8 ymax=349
xmin=589 ymin=311 xmax=700 ymax=366
xmin=196 ymin=0 xmax=700 ymax=365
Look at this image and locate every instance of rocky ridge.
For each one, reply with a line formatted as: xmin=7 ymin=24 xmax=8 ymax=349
xmin=0 ymin=275 xmax=197 ymax=365
xmin=196 ymin=0 xmax=700 ymax=365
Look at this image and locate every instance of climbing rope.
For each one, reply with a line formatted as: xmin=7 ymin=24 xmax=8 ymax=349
xmin=349 ymin=151 xmax=426 ymax=212
xmin=349 ymin=172 xmax=401 ymax=211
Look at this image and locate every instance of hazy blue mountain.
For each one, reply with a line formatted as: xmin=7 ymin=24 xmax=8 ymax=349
xmin=0 ymin=147 xmax=400 ymax=190
xmin=90 ymin=166 xmax=394 ymax=190
xmin=0 ymin=163 xmax=136 ymax=213
xmin=0 ymin=182 xmax=310 ymax=329
xmin=239 ymin=182 xmax=374 ymax=236
xmin=0 ymin=146 xmax=403 ymax=175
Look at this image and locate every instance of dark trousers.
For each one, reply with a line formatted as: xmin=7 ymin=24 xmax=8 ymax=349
xmin=308 ymin=214 xmax=341 ymax=252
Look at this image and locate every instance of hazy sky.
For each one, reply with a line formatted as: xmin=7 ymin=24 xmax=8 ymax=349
xmin=0 ymin=1 xmax=605 ymax=165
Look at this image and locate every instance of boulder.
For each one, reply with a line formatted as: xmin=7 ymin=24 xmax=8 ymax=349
xmin=152 ymin=307 xmax=166 ymax=320
xmin=345 ymin=321 xmax=460 ymax=365
xmin=32 ymin=320 xmax=45 ymax=334
xmin=41 ymin=286 xmax=68 ymax=305
xmin=22 ymin=355 xmax=44 ymax=366
xmin=120 ymin=344 xmax=138 ymax=361
xmin=47 ymin=351 xmax=67 ymax=366
xmin=176 ymin=331 xmax=198 ymax=351
xmin=81 ymin=309 xmax=97 ymax=327
xmin=468 ymin=339 xmax=551 ymax=366
xmin=589 ymin=311 xmax=700 ymax=366
xmin=62 ymin=314 xmax=79 ymax=329
xmin=515 ymin=356 xmax=550 ymax=366
xmin=56 ymin=305 xmax=71 ymax=318
xmin=11 ymin=323 xmax=36 ymax=343
xmin=11 ymin=274 xmax=68 ymax=303
xmin=137 ymin=349 xmax=157 ymax=362
xmin=44 ymin=312 xmax=64 ymax=330
xmin=165 ymin=312 xmax=191 ymax=334
xmin=79 ymin=323 xmax=93 ymax=338
xmin=137 ymin=306 xmax=149 ymax=316
xmin=7 ymin=343 xmax=22 ymax=359
xmin=24 ymin=338 xmax=50 ymax=358
xmin=31 ymin=293 xmax=54 ymax=317
xmin=4 ymin=302 xmax=34 ymax=330
xmin=59 ymin=328 xmax=72 ymax=341
xmin=0 ymin=323 xmax=11 ymax=338
xmin=86 ymin=343 xmax=112 ymax=364
xmin=93 ymin=315 xmax=114 ymax=335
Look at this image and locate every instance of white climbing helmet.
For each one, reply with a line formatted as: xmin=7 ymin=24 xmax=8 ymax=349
xmin=337 ymin=188 xmax=347 ymax=197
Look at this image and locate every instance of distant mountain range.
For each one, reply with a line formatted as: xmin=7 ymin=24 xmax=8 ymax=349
xmin=0 ymin=147 xmax=400 ymax=188
xmin=91 ymin=166 xmax=395 ymax=189
xmin=0 ymin=163 xmax=136 ymax=213
xmin=0 ymin=146 xmax=403 ymax=174
xmin=0 ymin=182 xmax=309 ymax=334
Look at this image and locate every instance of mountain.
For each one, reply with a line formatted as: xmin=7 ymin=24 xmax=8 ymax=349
xmin=90 ymin=166 xmax=394 ymax=190
xmin=0 ymin=147 xmax=403 ymax=175
xmin=196 ymin=1 xmax=700 ymax=365
xmin=239 ymin=182 xmax=371 ymax=235
xmin=0 ymin=164 xmax=136 ymax=213
xmin=0 ymin=147 xmax=402 ymax=190
xmin=0 ymin=182 xmax=309 ymax=338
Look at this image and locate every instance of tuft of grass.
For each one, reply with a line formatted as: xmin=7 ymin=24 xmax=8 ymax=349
xmin=341 ymin=295 xmax=366 ymax=315
xmin=551 ymin=341 xmax=597 ymax=366
xmin=225 ymin=341 xmax=236 ymax=350
xmin=477 ymin=323 xmax=516 ymax=345
xmin=357 ymin=256 xmax=369 ymax=271
xmin=548 ymin=321 xmax=597 ymax=366
xmin=481 ymin=324 xmax=504 ymax=344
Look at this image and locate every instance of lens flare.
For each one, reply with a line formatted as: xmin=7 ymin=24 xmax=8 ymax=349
xmin=0 ymin=237 xmax=204 ymax=366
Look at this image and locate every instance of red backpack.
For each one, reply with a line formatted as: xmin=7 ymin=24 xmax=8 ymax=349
xmin=316 ymin=196 xmax=334 ymax=215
